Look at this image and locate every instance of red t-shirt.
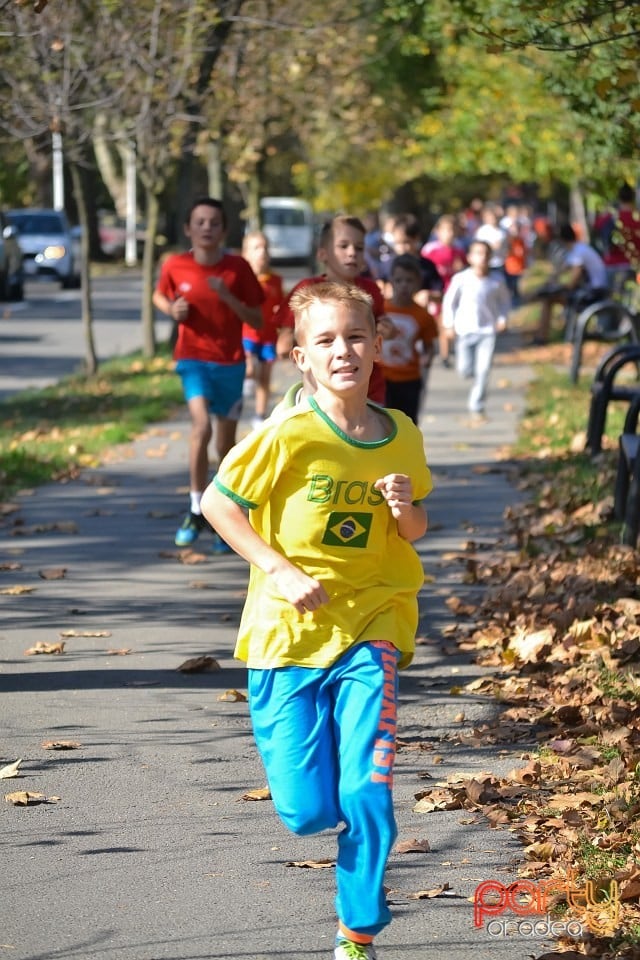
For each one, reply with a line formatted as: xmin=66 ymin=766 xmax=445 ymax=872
xmin=420 ymin=242 xmax=467 ymax=290
xmin=156 ymin=251 xmax=265 ymax=363
xmin=274 ymin=274 xmax=387 ymax=404
xmin=242 ymin=272 xmax=285 ymax=345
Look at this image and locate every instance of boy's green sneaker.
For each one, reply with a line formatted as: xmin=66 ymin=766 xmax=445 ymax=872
xmin=334 ymin=938 xmax=378 ymax=960
xmin=212 ymin=533 xmax=233 ymax=555
xmin=174 ymin=511 xmax=208 ymax=547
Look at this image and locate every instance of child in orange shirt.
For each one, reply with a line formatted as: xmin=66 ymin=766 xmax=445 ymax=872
xmin=241 ymin=231 xmax=285 ymax=428
xmin=381 ymin=254 xmax=438 ymax=424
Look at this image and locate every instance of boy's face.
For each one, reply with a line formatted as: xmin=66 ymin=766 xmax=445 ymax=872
xmin=185 ymin=204 xmax=226 ymax=252
xmin=390 ymin=266 xmax=421 ymax=305
xmin=292 ymin=299 xmax=380 ymax=397
xmin=243 ymin=234 xmax=269 ymax=274
xmin=468 ymin=242 xmax=490 ymax=274
xmin=317 ymin=223 xmax=365 ymax=281
xmin=391 ymin=229 xmax=419 ymax=255
xmin=436 ymin=221 xmax=455 ymax=246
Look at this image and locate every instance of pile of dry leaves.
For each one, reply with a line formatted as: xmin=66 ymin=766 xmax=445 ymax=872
xmin=432 ymin=453 xmax=640 ymax=958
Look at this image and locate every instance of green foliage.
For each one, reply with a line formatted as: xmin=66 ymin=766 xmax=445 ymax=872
xmin=437 ymin=0 xmax=640 ymax=171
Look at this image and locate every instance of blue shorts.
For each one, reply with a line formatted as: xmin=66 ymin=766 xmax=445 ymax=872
xmin=175 ymin=359 xmax=245 ymax=419
xmin=242 ymin=338 xmax=277 ymax=363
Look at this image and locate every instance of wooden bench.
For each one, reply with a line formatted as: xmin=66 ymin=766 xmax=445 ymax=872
xmin=614 ymin=394 xmax=640 ymax=546
xmin=569 ymin=300 xmax=639 ymax=384
xmin=585 ymin=343 xmax=640 ymax=456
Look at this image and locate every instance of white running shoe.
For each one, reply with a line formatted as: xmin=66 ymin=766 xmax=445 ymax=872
xmin=334 ymin=939 xmax=378 ymax=960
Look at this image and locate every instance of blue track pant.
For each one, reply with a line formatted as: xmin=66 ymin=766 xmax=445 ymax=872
xmin=248 ymin=640 xmax=399 ymax=937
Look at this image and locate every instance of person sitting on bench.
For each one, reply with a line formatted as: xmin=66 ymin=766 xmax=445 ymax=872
xmin=534 ymin=224 xmax=610 ymax=345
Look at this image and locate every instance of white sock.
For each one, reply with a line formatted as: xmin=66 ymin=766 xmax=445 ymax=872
xmin=190 ymin=491 xmax=203 ymax=515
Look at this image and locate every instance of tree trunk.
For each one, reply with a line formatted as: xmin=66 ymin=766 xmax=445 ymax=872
xmin=70 ymin=162 xmax=98 ymax=375
xmin=93 ymin=112 xmax=127 ymax=218
xmin=141 ymin=187 xmax=160 ymax=358
xmin=569 ymin=180 xmax=588 ymax=243
xmin=207 ymin=139 xmax=223 ymax=199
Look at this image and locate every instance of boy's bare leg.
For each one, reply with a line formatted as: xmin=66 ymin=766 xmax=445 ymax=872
xmin=255 ymin=362 xmax=273 ymax=419
xmin=215 ymin=416 xmax=238 ymax=466
xmin=186 ymin=395 xmax=213 ymax=492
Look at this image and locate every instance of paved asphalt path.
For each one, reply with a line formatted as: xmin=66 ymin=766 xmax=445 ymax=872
xmin=0 ymin=335 xmax=553 ymax=960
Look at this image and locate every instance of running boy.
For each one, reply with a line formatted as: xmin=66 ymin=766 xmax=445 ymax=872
xmin=442 ymin=239 xmax=510 ymax=423
xmin=241 ymin=230 xmax=285 ymax=429
xmin=201 ymin=281 xmax=432 ymax=960
xmin=152 ymin=197 xmax=264 ymax=547
xmin=274 ymin=214 xmax=389 ymax=404
xmin=381 ymin=254 xmax=438 ymax=424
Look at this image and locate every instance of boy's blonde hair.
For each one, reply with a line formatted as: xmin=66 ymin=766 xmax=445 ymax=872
xmin=242 ymin=229 xmax=268 ymax=252
xmin=289 ymin=281 xmax=375 ymax=342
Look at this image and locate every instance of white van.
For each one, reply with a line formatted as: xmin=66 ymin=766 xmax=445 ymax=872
xmin=259 ymin=197 xmax=314 ymax=263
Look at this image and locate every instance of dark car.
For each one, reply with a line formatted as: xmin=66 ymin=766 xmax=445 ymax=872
xmin=7 ymin=208 xmax=80 ymax=288
xmin=0 ymin=210 xmax=24 ymax=301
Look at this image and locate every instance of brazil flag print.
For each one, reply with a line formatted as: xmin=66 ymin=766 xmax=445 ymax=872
xmin=322 ymin=512 xmax=372 ymax=548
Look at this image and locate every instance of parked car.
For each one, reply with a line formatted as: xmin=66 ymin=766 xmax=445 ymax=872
xmin=6 ymin=208 xmax=80 ymax=288
xmin=98 ymin=210 xmax=146 ymax=259
xmin=0 ymin=210 xmax=24 ymax=301
xmin=259 ymin=197 xmax=315 ymax=264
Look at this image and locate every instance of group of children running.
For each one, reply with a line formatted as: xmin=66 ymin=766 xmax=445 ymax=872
xmin=151 ymin=196 xmax=508 ymax=960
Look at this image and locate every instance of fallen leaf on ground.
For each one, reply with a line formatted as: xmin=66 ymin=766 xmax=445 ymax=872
xmin=406 ymin=883 xmax=453 ymax=899
xmin=1 ymin=585 xmax=35 ymax=595
xmin=24 ymin=641 xmax=65 ymax=655
xmin=12 ymin=521 xmax=78 ymax=536
xmin=395 ymin=838 xmax=431 ymax=854
xmin=159 ymin=549 xmax=208 ymax=564
xmin=145 ymin=445 xmax=168 ymax=458
xmin=41 ymin=740 xmax=81 ymax=750
xmin=106 ymin=648 xmax=131 ymax=656
xmin=177 ymin=655 xmax=221 ymax=673
xmin=0 ymin=561 xmax=22 ymax=570
xmin=285 ymin=858 xmax=335 ymax=869
xmin=38 ymin=567 xmax=67 ymax=580
xmin=59 ymin=630 xmax=112 ymax=638
xmin=0 ymin=759 xmax=22 ymax=779
xmin=239 ymin=787 xmax=271 ymax=801
xmin=533 ymin=954 xmax=586 ymax=960
xmin=5 ymin=791 xmax=60 ymax=806
xmin=218 ymin=689 xmax=247 ymax=702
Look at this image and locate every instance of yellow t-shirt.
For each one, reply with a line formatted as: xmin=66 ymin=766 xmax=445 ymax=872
xmin=214 ymin=397 xmax=433 ymax=669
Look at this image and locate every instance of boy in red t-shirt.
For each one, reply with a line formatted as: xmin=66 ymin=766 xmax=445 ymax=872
xmin=381 ymin=254 xmax=438 ymax=424
xmin=241 ymin=231 xmax=285 ymax=429
xmin=274 ymin=215 xmax=389 ymax=405
xmin=153 ymin=197 xmax=264 ymax=548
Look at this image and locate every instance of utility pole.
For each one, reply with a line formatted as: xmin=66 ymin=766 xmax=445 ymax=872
xmin=51 ymin=111 xmax=64 ymax=211
xmin=124 ymin=143 xmax=137 ymax=266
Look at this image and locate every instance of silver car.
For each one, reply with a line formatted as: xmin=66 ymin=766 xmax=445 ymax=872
xmin=7 ymin=207 xmax=80 ymax=288
xmin=0 ymin=210 xmax=24 ymax=301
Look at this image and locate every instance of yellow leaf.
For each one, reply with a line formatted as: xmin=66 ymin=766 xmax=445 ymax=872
xmin=0 ymin=759 xmax=22 ymax=779
xmin=24 ymin=641 xmax=65 ymax=656
xmin=239 ymin=787 xmax=271 ymax=802
xmin=218 ymin=689 xmax=247 ymax=702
